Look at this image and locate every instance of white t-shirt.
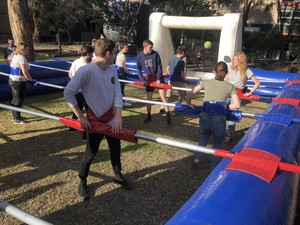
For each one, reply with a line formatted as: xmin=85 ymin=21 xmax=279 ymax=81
xmin=69 ymin=57 xmax=88 ymax=77
xmin=9 ymin=54 xmax=30 ymax=82
xmin=115 ymin=53 xmax=126 ymax=67
xmin=227 ymin=67 xmax=253 ymax=89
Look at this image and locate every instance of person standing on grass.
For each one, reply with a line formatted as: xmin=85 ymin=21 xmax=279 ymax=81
xmin=9 ymin=43 xmax=34 ymax=124
xmin=64 ymin=38 xmax=132 ymax=201
xmin=136 ymin=39 xmax=172 ymax=125
xmin=4 ymin=38 xmax=16 ymax=63
xmin=224 ymin=52 xmax=260 ymax=143
xmin=115 ymin=42 xmax=132 ymax=107
xmin=165 ymin=45 xmax=187 ymax=104
xmin=186 ymin=61 xmax=240 ymax=170
xmin=68 ymin=44 xmax=94 ymax=141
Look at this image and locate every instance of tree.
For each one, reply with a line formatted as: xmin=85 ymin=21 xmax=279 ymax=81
xmin=28 ymin=0 xmax=40 ymax=43
xmin=31 ymin=0 xmax=103 ymax=54
xmin=149 ymin=0 xmax=212 ymax=16
xmin=149 ymin=0 xmax=214 ymax=47
xmin=7 ymin=0 xmax=35 ymax=61
xmin=106 ymin=0 xmax=146 ymax=42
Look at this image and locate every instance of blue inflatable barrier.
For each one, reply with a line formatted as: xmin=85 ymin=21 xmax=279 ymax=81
xmin=166 ymin=74 xmax=300 ymax=225
xmin=0 ymin=61 xmax=70 ymax=100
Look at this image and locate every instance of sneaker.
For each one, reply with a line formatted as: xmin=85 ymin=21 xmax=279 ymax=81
xmin=69 ymin=127 xmax=76 ymax=133
xmin=14 ymin=118 xmax=26 ymax=124
xmin=194 ymin=159 xmax=200 ymax=164
xmin=144 ymin=116 xmax=152 ymax=123
xmin=81 ymin=132 xmax=87 ymax=142
xmin=167 ymin=116 xmax=172 ymax=126
xmin=123 ymin=101 xmax=132 ymax=107
xmin=114 ymin=172 xmax=132 ymax=190
xmin=78 ymin=180 xmax=89 ymax=201
xmin=159 ymin=109 xmax=166 ymax=114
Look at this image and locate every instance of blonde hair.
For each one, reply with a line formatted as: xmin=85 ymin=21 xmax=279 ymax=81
xmin=14 ymin=43 xmax=29 ymax=57
xmin=231 ymin=52 xmax=248 ymax=81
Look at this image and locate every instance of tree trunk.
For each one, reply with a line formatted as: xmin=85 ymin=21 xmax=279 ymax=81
xmin=7 ymin=0 xmax=35 ymax=61
xmin=126 ymin=0 xmax=145 ymax=41
xmin=56 ymin=31 xmax=62 ymax=55
xmin=242 ymin=0 xmax=254 ymax=49
xmin=32 ymin=11 xmax=40 ymax=43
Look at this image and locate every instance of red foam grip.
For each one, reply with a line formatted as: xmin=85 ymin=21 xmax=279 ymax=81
xmin=90 ymin=121 xmax=137 ymax=144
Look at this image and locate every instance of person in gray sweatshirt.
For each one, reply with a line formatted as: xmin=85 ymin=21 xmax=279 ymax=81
xmin=64 ymin=38 xmax=132 ymax=201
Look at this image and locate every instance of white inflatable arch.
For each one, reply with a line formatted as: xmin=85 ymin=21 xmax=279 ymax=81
xmin=149 ymin=12 xmax=243 ymax=76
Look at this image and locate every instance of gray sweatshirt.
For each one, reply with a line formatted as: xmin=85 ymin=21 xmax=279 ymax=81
xmin=64 ymin=63 xmax=123 ymax=121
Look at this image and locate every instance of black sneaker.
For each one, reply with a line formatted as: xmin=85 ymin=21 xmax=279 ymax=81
xmin=14 ymin=118 xmax=26 ymax=124
xmin=114 ymin=172 xmax=132 ymax=190
xmin=69 ymin=127 xmax=76 ymax=133
xmin=144 ymin=116 xmax=152 ymax=123
xmin=167 ymin=116 xmax=172 ymax=126
xmin=78 ymin=180 xmax=89 ymax=201
xmin=81 ymin=132 xmax=87 ymax=142
xmin=160 ymin=109 xmax=166 ymax=114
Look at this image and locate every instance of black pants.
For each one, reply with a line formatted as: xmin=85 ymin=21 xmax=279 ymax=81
xmin=8 ymin=78 xmax=27 ymax=120
xmin=72 ymin=92 xmax=88 ymax=119
xmin=118 ymin=73 xmax=125 ymax=97
xmin=79 ymin=133 xmax=122 ymax=180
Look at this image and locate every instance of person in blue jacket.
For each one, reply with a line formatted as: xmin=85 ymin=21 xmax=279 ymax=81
xmin=136 ymin=39 xmax=172 ymax=125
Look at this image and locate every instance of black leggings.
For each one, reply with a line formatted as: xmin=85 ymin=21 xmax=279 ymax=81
xmin=8 ymin=78 xmax=27 ymax=120
xmin=79 ymin=133 xmax=122 ymax=180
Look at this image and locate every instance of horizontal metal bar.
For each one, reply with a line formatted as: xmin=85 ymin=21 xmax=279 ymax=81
xmin=0 ymin=200 xmax=53 ymax=225
xmin=134 ymin=133 xmax=215 ymax=155
xmin=0 ymin=103 xmax=59 ymax=121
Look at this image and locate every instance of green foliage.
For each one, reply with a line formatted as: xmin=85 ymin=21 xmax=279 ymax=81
xmin=244 ymin=28 xmax=288 ymax=50
xmin=150 ymin=0 xmax=213 ymax=16
xmin=289 ymin=41 xmax=300 ymax=58
xmin=29 ymin=0 xmax=106 ymax=33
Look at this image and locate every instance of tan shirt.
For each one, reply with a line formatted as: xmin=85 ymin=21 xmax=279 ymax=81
xmin=202 ymin=79 xmax=237 ymax=103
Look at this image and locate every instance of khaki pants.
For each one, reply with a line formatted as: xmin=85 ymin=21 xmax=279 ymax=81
xmin=166 ymin=80 xmax=186 ymax=103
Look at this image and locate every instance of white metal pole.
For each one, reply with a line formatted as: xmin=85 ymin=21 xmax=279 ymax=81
xmin=0 ymin=200 xmax=53 ymax=225
xmin=28 ymin=63 xmax=69 ymax=73
xmin=0 ymin=72 xmax=66 ymax=89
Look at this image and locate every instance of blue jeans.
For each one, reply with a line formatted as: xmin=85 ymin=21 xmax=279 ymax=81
xmin=195 ymin=113 xmax=226 ymax=170
xmin=226 ymin=98 xmax=239 ymax=132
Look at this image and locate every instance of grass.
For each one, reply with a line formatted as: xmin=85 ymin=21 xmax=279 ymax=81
xmin=0 ymin=84 xmax=269 ymax=225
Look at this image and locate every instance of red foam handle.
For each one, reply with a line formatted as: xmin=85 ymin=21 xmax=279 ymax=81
xmin=238 ymin=94 xmax=260 ymax=101
xmin=90 ymin=121 xmax=137 ymax=144
xmin=214 ymin=149 xmax=234 ymax=159
xmin=134 ymin=81 xmax=172 ymax=89
xmin=59 ymin=117 xmax=84 ymax=131
xmin=278 ymin=162 xmax=300 ymax=174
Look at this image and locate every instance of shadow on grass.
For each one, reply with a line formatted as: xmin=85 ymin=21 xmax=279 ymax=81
xmin=0 ymin=124 xmax=210 ymax=225
xmin=42 ymin=156 xmax=210 ymax=225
